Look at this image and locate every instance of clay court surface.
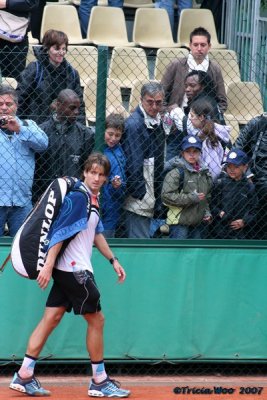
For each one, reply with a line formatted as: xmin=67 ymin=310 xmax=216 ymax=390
xmin=1 ymin=375 xmax=267 ymax=400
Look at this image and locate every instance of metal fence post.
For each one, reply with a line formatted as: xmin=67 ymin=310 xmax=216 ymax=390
xmin=94 ymin=45 xmax=108 ymax=152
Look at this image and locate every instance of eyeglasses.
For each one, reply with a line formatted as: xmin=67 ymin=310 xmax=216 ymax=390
xmin=142 ymin=98 xmax=163 ymax=107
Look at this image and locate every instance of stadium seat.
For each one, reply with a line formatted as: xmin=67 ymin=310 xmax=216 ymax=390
xmin=40 ymin=5 xmax=89 ymax=44
xmin=66 ymin=46 xmax=98 ymax=86
xmin=154 ymin=47 xmax=190 ymax=81
xmin=177 ymin=9 xmax=227 ymax=49
xmin=26 ymin=44 xmax=41 ymax=65
xmin=128 ymin=79 xmax=159 ymax=113
xmin=224 ymin=82 xmax=264 ymax=125
xmin=124 ymin=0 xmax=154 ymax=8
xmin=209 ymin=49 xmax=241 ymax=88
xmin=84 ymin=78 xmax=127 ymax=122
xmin=87 ymin=6 xmax=135 ymax=47
xmin=109 ymin=47 xmax=149 ymax=88
xmin=224 ymin=116 xmax=240 ymax=143
xmin=132 ymin=8 xmax=182 ymax=48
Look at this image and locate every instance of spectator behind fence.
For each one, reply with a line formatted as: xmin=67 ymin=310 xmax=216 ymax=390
xmin=165 ymin=70 xmax=225 ymax=160
xmin=33 ymin=88 xmax=94 ymax=202
xmin=235 ymin=114 xmax=267 ymax=239
xmin=122 ymin=82 xmax=166 ymax=238
xmin=16 ymin=29 xmax=86 ymax=125
xmin=155 ymin=0 xmax=192 ymax=34
xmin=161 ymin=26 xmax=227 ymax=113
xmin=0 ymin=0 xmax=38 ymax=80
xmin=210 ymin=149 xmax=257 ymax=239
xmin=0 ymin=84 xmax=48 ymax=236
xmin=101 ymin=113 xmax=126 ymax=239
xmin=170 ymin=98 xmax=230 ymax=180
xmin=162 ymin=135 xmax=213 ymax=239
xmin=79 ymin=0 xmax=123 ymax=38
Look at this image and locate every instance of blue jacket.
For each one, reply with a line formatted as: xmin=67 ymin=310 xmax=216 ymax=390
xmin=122 ymin=106 xmax=166 ymax=218
xmin=101 ymin=144 xmax=126 ymax=230
xmin=0 ymin=118 xmax=48 ymax=206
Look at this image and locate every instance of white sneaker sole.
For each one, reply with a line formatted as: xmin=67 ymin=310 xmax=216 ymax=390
xmin=88 ymin=388 xmax=130 ymax=397
xmin=10 ymin=382 xmax=51 ymax=396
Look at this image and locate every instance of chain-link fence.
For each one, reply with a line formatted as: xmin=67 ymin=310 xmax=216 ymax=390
xmin=0 ymin=44 xmax=266 ymax=239
xmin=3 ymin=359 xmax=267 ymax=377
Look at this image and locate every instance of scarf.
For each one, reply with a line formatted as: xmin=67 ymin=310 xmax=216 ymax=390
xmin=187 ymin=53 xmax=209 ymax=72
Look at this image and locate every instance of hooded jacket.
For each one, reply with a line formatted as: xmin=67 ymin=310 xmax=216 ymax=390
xmin=162 ymin=157 xmax=213 ymax=226
xmin=211 ymin=173 xmax=258 ymax=239
xmin=16 ymin=47 xmax=85 ymax=125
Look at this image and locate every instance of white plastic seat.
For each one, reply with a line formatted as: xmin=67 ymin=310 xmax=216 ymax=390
xmin=87 ymin=6 xmax=135 ymax=47
xmin=109 ymin=47 xmax=149 ymax=88
xmin=123 ymin=0 xmax=154 ymax=8
xmin=84 ymin=78 xmax=127 ymax=122
xmin=133 ymin=8 xmax=182 ymax=49
xmin=224 ymin=82 xmax=264 ymax=125
xmin=177 ymin=9 xmax=227 ymax=49
xmin=40 ymin=5 xmax=89 ymax=44
xmin=224 ymin=116 xmax=240 ymax=143
xmin=209 ymin=49 xmax=241 ymax=88
xmin=154 ymin=47 xmax=189 ymax=81
xmin=66 ymin=46 xmax=98 ymax=86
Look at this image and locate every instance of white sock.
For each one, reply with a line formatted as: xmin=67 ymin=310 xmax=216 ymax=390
xmin=91 ymin=361 xmax=107 ymax=383
xmin=18 ymin=354 xmax=37 ymax=379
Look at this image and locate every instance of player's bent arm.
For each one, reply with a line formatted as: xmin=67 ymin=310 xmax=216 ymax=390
xmin=37 ymin=242 xmax=63 ymax=290
xmin=94 ymin=233 xmax=126 ymax=283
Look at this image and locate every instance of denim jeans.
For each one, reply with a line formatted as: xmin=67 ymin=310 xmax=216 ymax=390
xmin=155 ymin=0 xmax=193 ymax=31
xmin=0 ymin=203 xmax=32 ymax=237
xmin=169 ymin=224 xmax=202 ymax=239
xmin=124 ymin=210 xmax=151 ymax=239
xmin=79 ymin=0 xmax=123 ymax=38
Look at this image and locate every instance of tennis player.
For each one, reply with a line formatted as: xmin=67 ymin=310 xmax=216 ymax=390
xmin=10 ymin=152 xmax=130 ymax=398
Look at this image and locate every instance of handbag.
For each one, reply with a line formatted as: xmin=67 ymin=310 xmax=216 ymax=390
xmin=0 ymin=10 xmax=29 ymax=43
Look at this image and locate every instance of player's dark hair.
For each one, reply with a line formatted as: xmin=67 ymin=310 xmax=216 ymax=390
xmin=83 ymin=152 xmax=111 ymax=178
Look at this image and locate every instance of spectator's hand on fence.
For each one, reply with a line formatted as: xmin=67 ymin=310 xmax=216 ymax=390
xmin=111 ymin=175 xmax=122 ymax=189
xmin=197 ymin=192 xmax=206 ymax=201
xmin=219 ymin=211 xmax=225 ymax=218
xmin=230 ymin=219 xmax=245 ymax=230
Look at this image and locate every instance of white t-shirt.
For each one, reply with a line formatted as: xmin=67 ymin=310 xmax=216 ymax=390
xmin=56 ymin=190 xmax=103 ymax=274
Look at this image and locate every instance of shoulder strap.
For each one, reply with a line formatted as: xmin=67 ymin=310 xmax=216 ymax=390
xmin=177 ymin=166 xmax=185 ymax=192
xmin=72 ymin=188 xmax=92 ymax=221
xmin=35 ymin=61 xmax=43 ymax=89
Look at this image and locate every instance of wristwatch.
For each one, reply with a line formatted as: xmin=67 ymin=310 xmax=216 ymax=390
xmin=109 ymin=256 xmax=119 ymax=264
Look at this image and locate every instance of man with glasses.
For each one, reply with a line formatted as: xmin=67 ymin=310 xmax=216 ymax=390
xmin=122 ymin=82 xmax=166 ymax=238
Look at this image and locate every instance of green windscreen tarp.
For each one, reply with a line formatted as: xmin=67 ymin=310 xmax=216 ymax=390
xmin=0 ymin=240 xmax=267 ymax=362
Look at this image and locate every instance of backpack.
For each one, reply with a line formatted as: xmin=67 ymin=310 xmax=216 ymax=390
xmin=10 ymin=177 xmax=91 ymax=280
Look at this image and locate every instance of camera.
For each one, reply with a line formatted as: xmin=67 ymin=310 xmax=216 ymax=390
xmin=0 ymin=117 xmax=7 ymax=127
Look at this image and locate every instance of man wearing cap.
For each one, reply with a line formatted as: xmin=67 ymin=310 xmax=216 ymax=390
xmin=211 ymin=149 xmax=258 ymax=239
xmin=162 ymin=134 xmax=213 ymax=239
